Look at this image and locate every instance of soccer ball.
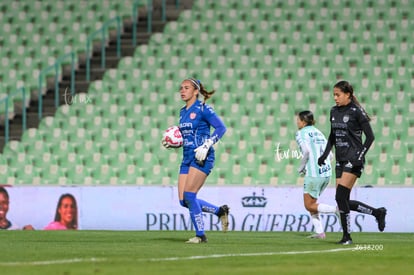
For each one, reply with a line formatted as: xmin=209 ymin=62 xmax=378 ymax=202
xmin=162 ymin=126 xmax=183 ymax=148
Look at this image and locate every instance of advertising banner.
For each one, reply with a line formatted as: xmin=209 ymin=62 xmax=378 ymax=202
xmin=4 ymin=186 xmax=413 ymax=232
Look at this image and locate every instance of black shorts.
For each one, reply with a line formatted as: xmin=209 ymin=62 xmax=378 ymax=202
xmin=335 ymin=161 xmax=364 ymax=178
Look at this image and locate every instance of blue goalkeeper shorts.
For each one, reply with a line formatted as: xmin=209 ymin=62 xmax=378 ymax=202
xmin=179 ymin=152 xmax=215 ymax=175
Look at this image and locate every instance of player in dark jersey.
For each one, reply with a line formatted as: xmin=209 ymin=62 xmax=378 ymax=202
xmin=163 ymin=78 xmax=228 ymax=243
xmin=318 ymin=80 xmax=387 ymax=245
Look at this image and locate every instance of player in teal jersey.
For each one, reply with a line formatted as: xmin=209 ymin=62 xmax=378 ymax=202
xmin=296 ymin=111 xmax=338 ymax=239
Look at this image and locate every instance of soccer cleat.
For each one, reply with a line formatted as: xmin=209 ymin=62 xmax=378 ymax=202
xmin=337 ymin=238 xmax=353 ymax=245
xmin=217 ymin=205 xmax=230 ymax=232
xmin=307 ymin=232 xmax=326 ymax=239
xmin=185 ymin=235 xmax=207 ymax=244
xmin=375 ymin=207 xmax=387 ymax=232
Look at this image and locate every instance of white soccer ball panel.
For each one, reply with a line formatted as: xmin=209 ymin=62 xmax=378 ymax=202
xmin=162 ymin=126 xmax=183 ymax=148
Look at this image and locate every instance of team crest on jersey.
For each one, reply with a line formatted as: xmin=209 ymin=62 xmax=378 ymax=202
xmin=190 ymin=112 xmax=196 ymax=119
xmin=343 ymin=115 xmax=349 ymax=123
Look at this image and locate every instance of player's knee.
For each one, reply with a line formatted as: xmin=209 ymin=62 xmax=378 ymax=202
xmin=304 ymin=193 xmax=317 ymax=212
xmin=335 ymin=185 xmax=348 ymax=203
xmin=183 ymin=191 xmax=196 ymax=207
xmin=335 ymin=185 xmax=350 ymax=212
xmin=304 ymin=201 xmax=312 ymax=212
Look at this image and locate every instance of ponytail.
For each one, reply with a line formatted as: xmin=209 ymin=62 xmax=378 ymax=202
xmin=199 ymin=82 xmax=215 ymax=104
xmin=187 ymin=78 xmax=215 ymax=104
xmin=351 ymin=95 xmax=371 ymax=121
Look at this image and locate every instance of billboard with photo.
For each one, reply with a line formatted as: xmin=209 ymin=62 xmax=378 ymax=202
xmin=4 ymin=186 xmax=413 ymax=232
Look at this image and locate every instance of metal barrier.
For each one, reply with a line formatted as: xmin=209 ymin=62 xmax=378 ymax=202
xmin=161 ymin=0 xmax=180 ymax=22
xmin=132 ymin=0 xmax=182 ymax=47
xmin=0 ymin=87 xmax=27 ymax=144
xmin=3 ymin=0 xmax=183 ymax=144
xmin=37 ymin=52 xmax=76 ymax=119
xmin=133 ymin=0 xmax=153 ymax=47
xmin=85 ymin=16 xmax=122 ymax=82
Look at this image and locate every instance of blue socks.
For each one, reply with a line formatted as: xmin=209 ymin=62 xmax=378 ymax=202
xmin=180 ymin=199 xmax=219 ymax=215
xmin=183 ymin=191 xmax=205 ymax=237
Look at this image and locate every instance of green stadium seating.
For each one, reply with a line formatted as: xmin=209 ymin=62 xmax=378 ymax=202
xmin=0 ymin=0 xmax=136 ymax=103
xmin=2 ymin=0 xmax=413 ymax=186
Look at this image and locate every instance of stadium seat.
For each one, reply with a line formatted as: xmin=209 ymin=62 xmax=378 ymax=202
xmin=42 ymin=164 xmax=68 ymax=185
xmin=2 ymin=0 xmax=412 ymax=186
xmin=70 ymin=164 xmax=91 ymax=185
xmin=276 ymin=166 xmax=299 ymax=186
xmin=90 ymin=164 xmax=118 ymax=185
xmin=0 ymin=154 xmax=10 ymax=179
xmin=251 ymin=161 xmax=275 ymax=185
xmin=359 ymin=163 xmax=379 ymax=186
xmin=16 ymin=164 xmax=41 ymax=185
xmin=403 ymin=169 xmax=413 ymax=186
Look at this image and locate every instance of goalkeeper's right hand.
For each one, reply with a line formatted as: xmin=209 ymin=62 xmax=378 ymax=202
xmin=161 ymin=139 xmax=171 ymax=149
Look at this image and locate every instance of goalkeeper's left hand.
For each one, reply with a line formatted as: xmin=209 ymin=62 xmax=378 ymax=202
xmin=194 ymin=139 xmax=214 ymax=162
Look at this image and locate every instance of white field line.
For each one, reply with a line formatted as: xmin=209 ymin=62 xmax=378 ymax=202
xmin=142 ymin=247 xmax=356 ymax=262
xmin=0 ymin=257 xmax=106 ymax=266
xmin=0 ymin=247 xmax=355 ymax=266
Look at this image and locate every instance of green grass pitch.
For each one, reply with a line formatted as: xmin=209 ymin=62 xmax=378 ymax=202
xmin=1 ymin=231 xmax=413 ymax=275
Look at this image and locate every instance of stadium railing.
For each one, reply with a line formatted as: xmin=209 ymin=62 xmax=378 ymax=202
xmin=85 ymin=16 xmax=122 ymax=82
xmin=37 ymin=52 xmax=76 ymax=120
xmin=0 ymin=0 xmax=172 ymax=150
xmin=0 ymin=87 xmax=27 ymax=143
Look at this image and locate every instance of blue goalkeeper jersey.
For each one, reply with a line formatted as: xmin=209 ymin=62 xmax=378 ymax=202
xmin=179 ymin=99 xmax=226 ymax=157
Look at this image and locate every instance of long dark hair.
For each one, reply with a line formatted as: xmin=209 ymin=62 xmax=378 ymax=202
xmin=54 ymin=193 xmax=78 ymax=229
xmin=187 ymin=78 xmax=215 ymax=104
xmin=334 ymin=80 xmax=371 ymax=121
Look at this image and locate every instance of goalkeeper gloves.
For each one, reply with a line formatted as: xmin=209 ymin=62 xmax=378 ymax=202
xmin=194 ymin=139 xmax=214 ymax=162
xmin=161 ymin=139 xmax=171 ymax=149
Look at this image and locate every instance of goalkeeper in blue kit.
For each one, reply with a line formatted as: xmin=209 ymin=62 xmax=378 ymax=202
xmin=163 ymin=78 xmax=228 ymax=243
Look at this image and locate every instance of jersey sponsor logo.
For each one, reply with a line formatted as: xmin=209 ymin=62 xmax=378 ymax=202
xmin=332 ymin=123 xmax=347 ymax=130
xmin=319 ymin=165 xmax=331 ymax=175
xmin=190 ymin=112 xmax=196 ymax=119
xmin=181 ymin=129 xmax=193 ymax=136
xmin=180 ymin=122 xmax=192 ymax=128
xmin=183 ymin=140 xmax=194 ymax=146
xmin=336 ymin=141 xmax=349 ymax=147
